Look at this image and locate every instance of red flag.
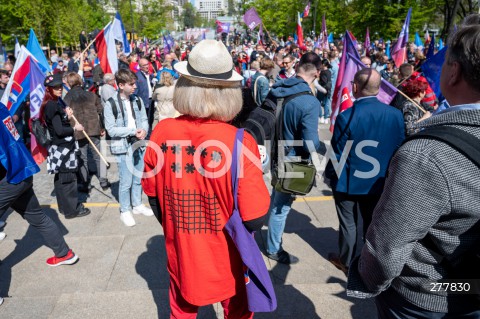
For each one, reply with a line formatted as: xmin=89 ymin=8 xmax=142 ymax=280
xmin=339 ymin=87 xmax=353 ymax=113
xmin=95 ymin=23 xmax=118 ymax=74
xmin=303 ymin=2 xmax=311 ymax=18
xmin=297 ymin=12 xmax=304 ymax=47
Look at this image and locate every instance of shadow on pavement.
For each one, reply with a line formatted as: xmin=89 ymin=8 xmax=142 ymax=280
xmin=282 ymin=209 xmax=375 ymax=319
xmin=0 ymin=208 xmax=69 ymax=298
xmin=256 ymin=262 xmax=322 ymax=319
xmin=136 ymin=235 xmax=217 ymax=319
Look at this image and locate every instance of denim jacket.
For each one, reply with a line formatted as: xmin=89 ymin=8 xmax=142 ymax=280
xmin=103 ymin=93 xmax=149 ymax=155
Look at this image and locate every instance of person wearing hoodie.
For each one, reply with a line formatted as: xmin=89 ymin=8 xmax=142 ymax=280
xmin=266 ymin=62 xmax=326 ymax=264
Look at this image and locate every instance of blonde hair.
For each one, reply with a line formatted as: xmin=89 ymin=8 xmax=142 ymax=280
xmin=160 ymin=72 xmax=174 ymax=87
xmin=66 ymin=72 xmax=83 ymax=88
xmin=173 ymin=76 xmax=242 ymax=122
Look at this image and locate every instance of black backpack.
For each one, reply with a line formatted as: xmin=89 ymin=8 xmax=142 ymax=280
xmin=31 ymin=117 xmax=52 ymax=148
xmin=243 ymin=91 xmax=311 ymax=146
xmin=101 ymin=92 xmax=143 ymax=138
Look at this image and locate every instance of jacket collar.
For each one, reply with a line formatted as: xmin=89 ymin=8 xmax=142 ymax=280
xmin=416 ymin=106 xmax=480 ymax=130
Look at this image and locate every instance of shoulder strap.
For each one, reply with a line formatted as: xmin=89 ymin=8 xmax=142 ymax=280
xmin=405 ymin=126 xmax=480 ymax=168
xmin=408 ymin=126 xmax=480 ymax=271
xmin=253 ymin=75 xmax=267 ymax=106
xmin=272 ymin=91 xmax=313 ymax=160
xmin=231 ymin=129 xmax=245 ymax=211
xmin=107 ymin=97 xmax=118 ymax=120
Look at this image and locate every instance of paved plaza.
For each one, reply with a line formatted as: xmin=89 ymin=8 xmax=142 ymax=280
xmin=0 ymin=124 xmax=377 ymax=318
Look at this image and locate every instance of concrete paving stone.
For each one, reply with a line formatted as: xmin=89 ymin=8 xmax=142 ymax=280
xmin=307 ymin=199 xmax=339 ymax=229
xmin=106 ymin=234 xmax=168 ymax=291
xmin=91 ymin=205 xmax=162 ymax=237
xmin=0 ymin=236 xmax=124 ymax=297
xmin=50 ymin=290 xmax=222 ymax=319
xmin=259 ymin=231 xmax=347 ymax=285
xmin=0 ymin=296 xmax=58 ymax=319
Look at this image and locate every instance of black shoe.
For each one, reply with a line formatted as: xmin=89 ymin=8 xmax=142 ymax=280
xmin=267 ymin=250 xmax=299 ymax=264
xmin=65 ymin=208 xmax=91 ymax=219
xmin=100 ymin=181 xmax=111 ymax=191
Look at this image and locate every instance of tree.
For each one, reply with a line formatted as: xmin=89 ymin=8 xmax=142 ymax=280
xmin=182 ymin=3 xmax=196 ymax=29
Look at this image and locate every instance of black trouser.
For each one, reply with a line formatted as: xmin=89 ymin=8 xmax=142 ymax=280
xmin=333 ymin=191 xmax=381 ymax=267
xmin=0 ymin=176 xmax=69 ymax=257
xmin=54 ymin=172 xmax=82 ymax=218
xmin=77 ymin=136 xmax=107 ymax=187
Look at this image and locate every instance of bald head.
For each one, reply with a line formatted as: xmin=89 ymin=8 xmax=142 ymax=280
xmin=353 ymin=68 xmax=381 ymax=98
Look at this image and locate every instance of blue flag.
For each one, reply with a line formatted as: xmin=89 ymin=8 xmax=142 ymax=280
xmin=328 ymin=32 xmax=334 ymax=43
xmin=414 ymin=32 xmax=424 ymax=49
xmin=26 ymin=29 xmax=51 ymax=73
xmin=438 ymin=38 xmax=444 ymax=51
xmin=426 ymin=33 xmax=435 ymax=60
xmin=0 ymin=102 xmax=40 ymax=183
xmin=422 ymin=46 xmax=447 ymax=103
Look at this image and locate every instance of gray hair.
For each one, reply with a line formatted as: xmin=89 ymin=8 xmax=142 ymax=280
xmin=103 ymin=73 xmax=115 ymax=83
xmin=446 ymin=20 xmax=480 ymax=93
xmin=173 ymin=76 xmax=242 ymax=122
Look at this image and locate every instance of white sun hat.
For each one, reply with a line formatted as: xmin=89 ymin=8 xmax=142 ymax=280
xmin=174 ymin=40 xmax=243 ymax=87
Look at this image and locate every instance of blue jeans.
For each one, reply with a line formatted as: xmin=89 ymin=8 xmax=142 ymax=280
xmin=116 ymin=146 xmax=145 ymax=213
xmin=266 ymin=189 xmax=295 ymax=254
xmin=323 ymin=95 xmax=332 ymax=119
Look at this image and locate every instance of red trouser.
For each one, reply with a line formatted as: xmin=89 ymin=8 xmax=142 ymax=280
xmin=169 ymin=280 xmax=254 ymax=319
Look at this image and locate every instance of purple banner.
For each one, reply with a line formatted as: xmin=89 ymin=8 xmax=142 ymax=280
xmin=243 ymin=8 xmax=262 ymax=30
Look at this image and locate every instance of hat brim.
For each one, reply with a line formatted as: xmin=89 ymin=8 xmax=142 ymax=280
xmin=46 ymin=80 xmax=64 ymax=87
xmin=174 ymin=61 xmax=243 ymax=87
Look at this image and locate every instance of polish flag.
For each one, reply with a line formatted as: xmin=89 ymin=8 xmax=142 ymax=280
xmin=95 ymin=22 xmax=118 ymax=75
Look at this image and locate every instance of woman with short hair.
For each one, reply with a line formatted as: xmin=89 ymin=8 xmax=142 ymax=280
xmin=151 ymin=71 xmax=178 ymax=129
xmin=142 ymin=40 xmax=270 ymax=318
xmin=400 ymin=79 xmax=432 ymax=136
xmin=63 ymin=72 xmax=109 ymax=191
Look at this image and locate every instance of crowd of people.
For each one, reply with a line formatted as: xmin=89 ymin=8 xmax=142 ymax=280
xmin=1 ymin=14 xmax=479 ymax=318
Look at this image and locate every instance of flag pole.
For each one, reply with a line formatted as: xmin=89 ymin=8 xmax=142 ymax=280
xmin=71 ymin=115 xmax=111 ymax=168
xmin=396 ymin=89 xmax=427 ymax=114
xmin=261 ymin=23 xmax=278 ymax=46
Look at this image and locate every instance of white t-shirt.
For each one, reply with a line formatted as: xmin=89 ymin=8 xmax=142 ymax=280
xmin=122 ymin=98 xmax=137 ymax=130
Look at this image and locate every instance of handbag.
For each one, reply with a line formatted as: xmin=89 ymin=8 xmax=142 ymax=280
xmin=271 ymin=93 xmax=317 ymax=195
xmin=224 ymin=128 xmax=277 ymax=312
xmin=272 ymin=160 xmax=316 ymax=196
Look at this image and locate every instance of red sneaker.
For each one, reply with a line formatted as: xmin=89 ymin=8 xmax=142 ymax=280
xmin=46 ymin=249 xmax=79 ymax=267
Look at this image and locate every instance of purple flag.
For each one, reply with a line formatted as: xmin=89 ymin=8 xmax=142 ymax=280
xmin=330 ymin=32 xmax=397 ymax=132
xmin=391 ymin=7 xmax=412 ymax=68
xmin=365 ymin=28 xmax=371 ymax=56
xmin=321 ymin=14 xmax=329 ymax=50
xmin=243 ymin=8 xmax=262 ymax=30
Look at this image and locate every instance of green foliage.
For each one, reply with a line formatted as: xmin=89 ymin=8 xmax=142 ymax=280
xmin=182 ymin=3 xmax=196 ymax=29
xmin=0 ymin=0 xmax=171 ymax=50
xmin=245 ymin=0 xmax=447 ymax=42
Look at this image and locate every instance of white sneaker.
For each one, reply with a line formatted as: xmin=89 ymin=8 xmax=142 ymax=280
xmin=324 ymin=118 xmax=330 ymax=124
xmin=120 ymin=211 xmax=136 ymax=227
xmin=133 ymin=204 xmax=154 ymax=217
xmin=0 ymin=296 xmax=3 ymax=306
xmin=319 ymin=117 xmax=325 ymax=124
xmin=0 ymin=232 xmax=5 ymax=241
